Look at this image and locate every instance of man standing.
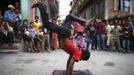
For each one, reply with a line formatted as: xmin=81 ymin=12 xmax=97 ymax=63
xmin=96 ymin=18 xmax=106 ymax=50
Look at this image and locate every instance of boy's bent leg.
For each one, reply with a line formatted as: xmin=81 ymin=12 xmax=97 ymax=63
xmin=63 ymin=14 xmax=86 ymax=26
xmin=32 ymin=2 xmax=71 ymax=38
xmin=45 ymin=22 xmax=71 ymax=38
xmin=32 ymin=2 xmax=49 ymax=26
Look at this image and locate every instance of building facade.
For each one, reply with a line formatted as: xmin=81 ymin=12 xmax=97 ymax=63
xmin=70 ymin=0 xmax=134 ymax=20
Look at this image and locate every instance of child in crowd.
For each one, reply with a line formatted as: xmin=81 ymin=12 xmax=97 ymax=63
xmin=38 ymin=26 xmax=45 ymax=52
xmin=20 ymin=19 xmax=31 ymax=52
xmin=111 ymin=24 xmax=121 ymax=51
xmin=29 ymin=22 xmax=38 ymax=52
xmin=74 ymin=22 xmax=85 ymax=49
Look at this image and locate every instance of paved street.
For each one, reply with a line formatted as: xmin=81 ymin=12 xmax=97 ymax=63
xmin=0 ymin=50 xmax=134 ymax=75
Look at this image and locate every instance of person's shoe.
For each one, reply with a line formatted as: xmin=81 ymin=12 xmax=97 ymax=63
xmin=47 ymin=50 xmax=51 ymax=52
xmin=31 ymin=2 xmax=42 ymax=9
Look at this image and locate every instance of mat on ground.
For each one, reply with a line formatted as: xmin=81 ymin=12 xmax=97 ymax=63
xmin=52 ymin=69 xmax=93 ymax=75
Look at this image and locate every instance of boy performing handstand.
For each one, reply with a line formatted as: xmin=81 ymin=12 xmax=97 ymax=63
xmin=32 ymin=2 xmax=94 ymax=75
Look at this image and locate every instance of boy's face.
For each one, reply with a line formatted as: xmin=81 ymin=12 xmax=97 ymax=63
xmin=96 ymin=19 xmax=99 ymax=22
xmin=114 ymin=25 xmax=117 ymax=28
xmin=118 ymin=20 xmax=122 ymax=24
xmin=35 ymin=18 xmax=39 ymax=22
xmin=24 ymin=21 xmax=28 ymax=25
xmin=10 ymin=8 xmax=14 ymax=12
xmin=30 ymin=23 xmax=34 ymax=27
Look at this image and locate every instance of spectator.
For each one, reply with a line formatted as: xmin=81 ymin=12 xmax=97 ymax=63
xmin=86 ymin=21 xmax=97 ymax=50
xmin=50 ymin=19 xmax=58 ymax=50
xmin=15 ymin=1 xmax=20 ymax=10
xmin=111 ymin=23 xmax=121 ymax=52
xmin=33 ymin=16 xmax=42 ymax=34
xmin=33 ymin=16 xmax=42 ymax=49
xmin=0 ymin=10 xmax=3 ymax=26
xmin=128 ymin=17 xmax=134 ymax=51
xmin=4 ymin=5 xmax=17 ymax=32
xmin=122 ymin=23 xmax=133 ymax=53
xmin=0 ymin=20 xmax=14 ymax=47
xmin=20 ymin=19 xmax=30 ymax=52
xmin=118 ymin=20 xmax=125 ymax=49
xmin=29 ymin=22 xmax=38 ymax=52
xmin=0 ymin=14 xmax=3 ymax=45
xmin=106 ymin=21 xmax=114 ymax=50
xmin=74 ymin=22 xmax=85 ymax=49
xmin=96 ymin=18 xmax=106 ymax=50
xmin=44 ymin=29 xmax=51 ymax=52
xmin=14 ymin=9 xmax=22 ymax=38
xmin=131 ymin=17 xmax=134 ymax=52
xmin=38 ymin=26 xmax=45 ymax=52
xmin=128 ymin=17 xmax=133 ymax=29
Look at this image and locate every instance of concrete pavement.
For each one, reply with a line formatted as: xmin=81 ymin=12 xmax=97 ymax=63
xmin=0 ymin=50 xmax=134 ymax=75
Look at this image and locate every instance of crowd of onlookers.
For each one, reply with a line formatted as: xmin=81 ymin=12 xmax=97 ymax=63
xmin=0 ymin=4 xmax=21 ymax=48
xmin=0 ymin=4 xmax=134 ymax=53
xmin=0 ymin=4 xmax=60 ymax=52
xmin=75 ymin=17 xmax=134 ymax=53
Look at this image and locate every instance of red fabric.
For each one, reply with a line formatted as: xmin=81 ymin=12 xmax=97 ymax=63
xmin=96 ymin=22 xmax=105 ymax=34
xmin=0 ymin=20 xmax=3 ymax=27
xmin=50 ymin=32 xmax=58 ymax=48
xmin=74 ymin=23 xmax=85 ymax=32
xmin=63 ymin=39 xmax=82 ymax=62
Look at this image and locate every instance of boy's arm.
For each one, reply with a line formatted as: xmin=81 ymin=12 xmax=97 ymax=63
xmin=66 ymin=57 xmax=75 ymax=75
xmin=66 ymin=56 xmax=71 ymax=74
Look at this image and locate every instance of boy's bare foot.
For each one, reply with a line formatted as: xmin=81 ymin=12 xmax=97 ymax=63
xmin=31 ymin=2 xmax=42 ymax=9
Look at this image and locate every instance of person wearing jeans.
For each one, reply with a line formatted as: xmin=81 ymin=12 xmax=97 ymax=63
xmin=122 ymin=24 xmax=133 ymax=52
xmin=31 ymin=2 xmax=93 ymax=75
xmin=96 ymin=19 xmax=106 ymax=50
xmin=44 ymin=30 xmax=51 ymax=52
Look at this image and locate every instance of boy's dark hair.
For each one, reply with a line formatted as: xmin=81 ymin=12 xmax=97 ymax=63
xmin=35 ymin=16 xmax=39 ymax=19
xmin=81 ymin=50 xmax=90 ymax=61
xmin=23 ymin=19 xmax=28 ymax=23
xmin=30 ymin=21 xmax=34 ymax=25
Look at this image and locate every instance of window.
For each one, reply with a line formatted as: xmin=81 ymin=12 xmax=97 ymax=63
xmin=114 ymin=0 xmax=119 ymax=11
xmin=90 ymin=7 xmax=94 ymax=16
xmin=123 ymin=0 xmax=130 ymax=12
xmin=114 ymin=0 xmax=130 ymax=12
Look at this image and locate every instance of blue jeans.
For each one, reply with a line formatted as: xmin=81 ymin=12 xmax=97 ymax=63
xmin=129 ymin=37 xmax=134 ymax=52
xmin=44 ymin=33 xmax=50 ymax=51
xmin=86 ymin=34 xmax=97 ymax=50
xmin=86 ymin=36 xmax=92 ymax=50
xmin=97 ymin=34 xmax=106 ymax=49
xmin=123 ymin=38 xmax=130 ymax=50
xmin=91 ymin=35 xmax=97 ymax=49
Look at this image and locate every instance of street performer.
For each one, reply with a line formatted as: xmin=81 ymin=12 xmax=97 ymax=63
xmin=32 ymin=1 xmax=94 ymax=75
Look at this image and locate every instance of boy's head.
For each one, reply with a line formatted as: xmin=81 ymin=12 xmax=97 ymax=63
xmin=30 ymin=21 xmax=34 ymax=27
xmin=80 ymin=50 xmax=90 ymax=61
xmin=23 ymin=19 xmax=28 ymax=25
xmin=35 ymin=16 xmax=39 ymax=22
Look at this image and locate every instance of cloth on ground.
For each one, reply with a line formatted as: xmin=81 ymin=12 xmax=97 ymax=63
xmin=52 ymin=69 xmax=93 ymax=75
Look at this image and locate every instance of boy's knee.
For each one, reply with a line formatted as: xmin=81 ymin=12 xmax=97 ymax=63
xmin=65 ymin=14 xmax=72 ymax=20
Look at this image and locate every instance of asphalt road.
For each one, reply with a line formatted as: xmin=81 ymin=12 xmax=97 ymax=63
xmin=0 ymin=50 xmax=134 ymax=75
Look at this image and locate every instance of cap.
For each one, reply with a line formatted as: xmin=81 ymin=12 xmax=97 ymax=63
xmin=8 ymin=5 xmax=15 ymax=9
